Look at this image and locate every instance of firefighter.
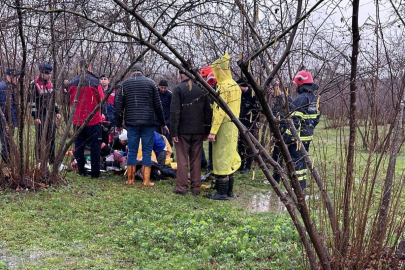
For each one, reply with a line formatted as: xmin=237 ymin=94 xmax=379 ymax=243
xmin=284 ymin=70 xmax=320 ymax=190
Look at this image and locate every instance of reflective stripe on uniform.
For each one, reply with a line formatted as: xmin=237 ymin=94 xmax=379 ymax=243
xmin=302 ymin=114 xmax=319 ymax=119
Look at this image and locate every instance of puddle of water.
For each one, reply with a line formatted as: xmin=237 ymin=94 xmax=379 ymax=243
xmin=248 ymin=192 xmax=286 ymax=213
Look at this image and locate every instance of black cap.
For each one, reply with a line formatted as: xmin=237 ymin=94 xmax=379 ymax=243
xmin=39 ymin=63 xmax=53 ymax=74
xmin=5 ymin=68 xmax=20 ymax=76
xmin=100 ymin=73 xmax=109 ymax=79
xmin=158 ymin=80 xmax=168 ymax=87
xmin=236 ymin=78 xmax=249 ymax=87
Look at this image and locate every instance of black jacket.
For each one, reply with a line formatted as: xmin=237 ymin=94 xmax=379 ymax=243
xmin=158 ymin=90 xmax=172 ymax=126
xmin=239 ymin=87 xmax=260 ymax=130
xmin=285 ymin=83 xmax=320 ymax=141
xmin=115 ymin=74 xmax=165 ymax=127
xmin=0 ymin=80 xmax=17 ymax=127
xmin=170 ymin=79 xmax=212 ymax=137
xmin=271 ymin=93 xmax=293 ymax=133
xmin=29 ymin=78 xmax=60 ymax=120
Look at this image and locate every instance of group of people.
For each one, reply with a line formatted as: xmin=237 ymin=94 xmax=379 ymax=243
xmin=0 ymin=53 xmax=320 ymax=197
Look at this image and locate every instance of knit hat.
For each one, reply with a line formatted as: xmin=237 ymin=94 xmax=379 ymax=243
xmin=293 ymin=70 xmax=313 ymax=86
xmin=131 ymin=63 xmax=143 ymax=73
xmin=119 ymin=129 xmax=128 ymax=141
xmin=236 ymin=78 xmax=248 ymax=87
xmin=158 ymin=80 xmax=168 ymax=87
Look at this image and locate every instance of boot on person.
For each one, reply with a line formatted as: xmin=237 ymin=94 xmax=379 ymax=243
xmin=227 ymin=174 xmax=234 ymax=197
xmin=126 ymin=165 xmax=135 ymax=185
xmin=142 ymin=165 xmax=155 ymax=187
xmin=206 ymin=176 xmax=229 ymax=200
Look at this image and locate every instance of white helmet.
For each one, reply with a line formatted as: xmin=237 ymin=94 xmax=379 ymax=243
xmin=119 ymin=129 xmax=128 ymax=141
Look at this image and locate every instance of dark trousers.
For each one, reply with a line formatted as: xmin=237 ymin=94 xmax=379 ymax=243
xmin=0 ymin=125 xmax=14 ymax=165
xmin=74 ymin=124 xmax=102 ymax=178
xmin=238 ymin=129 xmax=256 ymax=170
xmin=175 ymin=134 xmax=204 ymax=194
xmin=201 ymin=142 xmax=212 ymax=170
xmin=156 ymin=150 xmax=167 ymax=165
xmin=36 ymin=120 xmax=56 ymax=164
xmin=287 ymin=140 xmax=311 ymax=190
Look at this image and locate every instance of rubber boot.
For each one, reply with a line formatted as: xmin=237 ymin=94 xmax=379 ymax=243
xmin=227 ymin=174 xmax=234 ymax=197
xmin=126 ymin=165 xmax=135 ymax=185
xmin=142 ymin=165 xmax=154 ymax=187
xmin=206 ymin=176 xmax=228 ymax=200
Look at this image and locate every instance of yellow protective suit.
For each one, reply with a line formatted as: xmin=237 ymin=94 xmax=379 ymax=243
xmin=210 ymin=53 xmax=241 ymax=175
xmin=136 ymin=136 xmax=173 ymax=165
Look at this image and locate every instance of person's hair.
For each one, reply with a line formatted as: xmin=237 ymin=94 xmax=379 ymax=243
xmin=79 ymin=59 xmax=89 ymax=70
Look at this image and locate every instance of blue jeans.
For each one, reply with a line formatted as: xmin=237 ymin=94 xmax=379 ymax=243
xmin=74 ymin=124 xmax=102 ymax=178
xmin=127 ymin=126 xmax=155 ymax=166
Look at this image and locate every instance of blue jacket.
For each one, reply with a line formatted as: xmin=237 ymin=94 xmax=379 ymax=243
xmin=285 ymin=83 xmax=320 ymax=141
xmin=0 ymin=80 xmax=18 ymax=127
xmin=153 ymin=132 xmax=167 ymax=153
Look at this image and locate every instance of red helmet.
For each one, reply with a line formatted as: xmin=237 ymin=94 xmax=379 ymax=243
xmin=206 ymin=72 xmax=217 ymax=87
xmin=200 ymin=66 xmax=212 ymax=77
xmin=293 ymin=70 xmax=313 ymax=86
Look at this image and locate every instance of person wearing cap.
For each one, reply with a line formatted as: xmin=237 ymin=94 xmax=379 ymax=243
xmin=236 ymin=77 xmax=260 ymax=175
xmin=157 ymin=79 xmax=172 ymax=146
xmin=206 ymin=53 xmax=241 ymax=200
xmin=0 ymin=68 xmax=20 ymax=165
xmin=28 ymin=63 xmax=61 ymax=165
xmin=284 ymin=70 xmax=320 ymax=190
xmin=170 ymin=66 xmax=212 ymax=195
xmin=115 ymin=63 xmax=168 ymax=187
xmin=99 ymin=73 xmax=116 ymax=127
xmin=69 ymin=59 xmax=105 ymax=178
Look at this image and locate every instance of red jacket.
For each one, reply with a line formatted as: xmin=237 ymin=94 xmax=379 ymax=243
xmin=98 ymin=85 xmax=115 ymax=105
xmin=69 ymin=71 xmax=104 ymax=126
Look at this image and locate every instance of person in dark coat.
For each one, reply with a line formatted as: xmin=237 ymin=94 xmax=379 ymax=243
xmin=170 ymin=70 xmax=212 ymax=195
xmin=115 ymin=63 xmax=168 ymax=187
xmin=270 ymin=83 xmax=293 ymax=183
xmin=283 ymin=70 xmax=320 ymax=190
xmin=236 ymin=78 xmax=260 ymax=174
xmin=28 ymin=63 xmax=61 ymax=165
xmin=157 ymin=79 xmax=173 ymax=146
xmin=69 ymin=59 xmax=104 ymax=178
xmin=0 ymin=68 xmax=19 ymax=165
xmin=99 ymin=73 xmax=116 ymax=127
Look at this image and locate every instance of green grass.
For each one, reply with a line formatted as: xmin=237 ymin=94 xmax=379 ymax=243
xmin=3 ymin=119 xmax=405 ymax=269
xmin=0 ymin=172 xmax=304 ymax=270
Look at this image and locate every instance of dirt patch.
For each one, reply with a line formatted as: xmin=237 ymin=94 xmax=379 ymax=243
xmin=0 ymin=248 xmax=20 ymax=269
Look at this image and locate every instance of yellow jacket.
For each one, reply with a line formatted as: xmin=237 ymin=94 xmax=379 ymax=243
xmin=210 ymin=53 xmax=241 ymax=175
